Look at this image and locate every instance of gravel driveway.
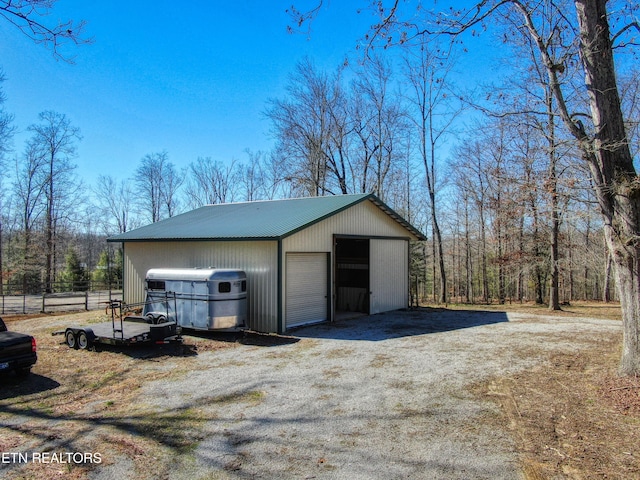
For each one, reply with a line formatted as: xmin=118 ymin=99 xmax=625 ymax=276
xmin=88 ymin=308 xmax=618 ymax=480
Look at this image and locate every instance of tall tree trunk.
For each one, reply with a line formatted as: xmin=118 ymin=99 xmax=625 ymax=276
xmin=431 ymin=228 xmax=437 ymax=303
xmin=574 ymin=0 xmax=640 ymax=375
xmin=517 ymin=213 xmax=525 ymax=303
xmin=431 ymin=207 xmax=447 ymax=304
xmin=429 ymin=132 xmax=447 ymax=305
xmin=567 ymin=226 xmax=575 ymax=303
xmin=583 ymin=218 xmax=591 ymax=300
xmin=479 ymin=208 xmax=489 ymax=303
xmin=603 ymin=250 xmax=612 ymax=303
xmin=465 ymin=197 xmax=473 ymax=303
xmin=0 ymin=219 xmax=3 ymax=296
xmin=547 ymin=89 xmax=561 ymax=310
xmin=497 ymin=218 xmax=505 ymax=305
xmin=45 ymin=151 xmax=54 ymax=294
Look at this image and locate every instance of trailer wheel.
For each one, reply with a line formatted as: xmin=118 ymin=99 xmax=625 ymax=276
xmin=65 ymin=330 xmax=77 ymax=349
xmin=77 ymin=331 xmax=90 ymax=350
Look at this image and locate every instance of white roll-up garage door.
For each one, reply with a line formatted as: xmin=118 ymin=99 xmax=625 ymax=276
xmin=286 ymin=252 xmax=328 ymax=328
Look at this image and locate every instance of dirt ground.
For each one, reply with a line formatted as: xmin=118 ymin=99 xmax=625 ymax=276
xmin=0 ymin=303 xmax=636 ymax=479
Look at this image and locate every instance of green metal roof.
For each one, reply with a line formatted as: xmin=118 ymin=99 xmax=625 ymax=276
xmin=107 ymin=193 xmax=426 ymax=242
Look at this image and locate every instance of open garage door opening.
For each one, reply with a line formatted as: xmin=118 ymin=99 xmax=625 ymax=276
xmin=335 ymin=238 xmax=370 ymax=318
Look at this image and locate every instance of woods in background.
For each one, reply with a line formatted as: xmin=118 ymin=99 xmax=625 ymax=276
xmin=1 ymin=1 xmax=637 ymax=313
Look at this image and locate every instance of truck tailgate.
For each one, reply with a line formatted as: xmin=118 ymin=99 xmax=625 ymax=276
xmin=1 ymin=332 xmax=34 ymax=356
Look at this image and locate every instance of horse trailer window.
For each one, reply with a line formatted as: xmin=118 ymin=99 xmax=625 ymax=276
xmin=218 ymin=282 xmax=231 ymax=293
xmin=148 ymin=280 xmax=166 ymax=290
xmin=241 ymin=280 xmax=247 ymax=292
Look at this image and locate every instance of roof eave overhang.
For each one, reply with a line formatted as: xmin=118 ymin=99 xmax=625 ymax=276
xmin=106 ymin=236 xmax=281 ymax=243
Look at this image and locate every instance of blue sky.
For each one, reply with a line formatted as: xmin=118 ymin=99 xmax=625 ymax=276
xmin=0 ymin=1 xmax=380 ymax=186
xmin=0 ymin=1 xmax=506 ymax=194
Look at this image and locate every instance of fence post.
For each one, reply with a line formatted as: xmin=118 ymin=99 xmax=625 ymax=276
xmin=41 ymin=293 xmax=46 ymax=313
xmin=23 ymin=295 xmax=26 ymax=315
xmin=85 ymin=291 xmax=89 ymax=310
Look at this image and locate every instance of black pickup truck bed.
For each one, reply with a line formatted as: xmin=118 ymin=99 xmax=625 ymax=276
xmin=0 ymin=317 xmax=37 ymax=377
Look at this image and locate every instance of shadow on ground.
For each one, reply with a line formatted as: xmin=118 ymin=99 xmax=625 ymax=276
xmin=82 ymin=341 xmax=199 ymax=359
xmin=184 ymin=330 xmax=300 ymax=347
xmin=0 ymin=373 xmax=60 ymax=400
xmin=293 ymin=307 xmax=509 ymax=341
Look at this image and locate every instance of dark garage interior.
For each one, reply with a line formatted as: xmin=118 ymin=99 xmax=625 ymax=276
xmin=335 ymin=237 xmax=370 ymax=315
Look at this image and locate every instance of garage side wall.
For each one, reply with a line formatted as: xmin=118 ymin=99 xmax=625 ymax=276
xmin=122 ymin=241 xmax=278 ymax=333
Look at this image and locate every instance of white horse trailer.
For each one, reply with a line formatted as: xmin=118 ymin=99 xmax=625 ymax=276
xmin=143 ymin=268 xmax=247 ymax=331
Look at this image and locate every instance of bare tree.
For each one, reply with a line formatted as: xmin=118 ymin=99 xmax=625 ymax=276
xmin=134 ymin=151 xmax=182 ymax=222
xmin=95 ymin=175 xmax=136 ymax=234
xmin=239 ymin=150 xmax=267 ymax=202
xmin=351 ymin=55 xmax=407 ymax=201
xmin=403 ymin=41 xmax=461 ymax=304
xmin=451 ymin=139 xmax=491 ymax=303
xmin=354 ymin=0 xmax=640 ymax=373
xmin=162 ymin=161 xmax=183 ymax=217
xmin=183 ymin=156 xmax=239 ymax=209
xmin=266 ymin=58 xmax=351 ymax=196
xmin=0 ymin=70 xmax=15 ymax=294
xmin=261 ymin=151 xmax=291 ymax=199
xmin=13 ymin=141 xmax=46 ymax=292
xmin=27 ymin=110 xmax=81 ymax=292
xmin=0 ymin=0 xmax=90 ymax=61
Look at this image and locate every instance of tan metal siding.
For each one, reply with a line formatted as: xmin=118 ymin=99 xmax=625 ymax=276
xmin=123 ymin=241 xmax=278 ymax=333
xmin=282 ymin=200 xmax=414 ymax=252
xmin=370 ymin=239 xmax=409 ymax=314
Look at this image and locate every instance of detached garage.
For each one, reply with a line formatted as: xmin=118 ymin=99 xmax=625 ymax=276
xmin=108 ymin=193 xmax=425 ymax=334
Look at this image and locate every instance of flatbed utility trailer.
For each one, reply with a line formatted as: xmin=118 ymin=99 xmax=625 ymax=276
xmin=54 ymin=300 xmax=182 ymax=350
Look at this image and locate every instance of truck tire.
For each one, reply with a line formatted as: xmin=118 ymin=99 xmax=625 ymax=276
xmin=65 ymin=330 xmax=77 ymax=349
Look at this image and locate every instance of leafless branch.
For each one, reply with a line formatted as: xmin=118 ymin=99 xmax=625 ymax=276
xmin=286 ymin=1 xmax=324 ymax=35
xmin=611 ymin=21 xmax=640 ymax=48
xmin=0 ymin=0 xmax=91 ymax=62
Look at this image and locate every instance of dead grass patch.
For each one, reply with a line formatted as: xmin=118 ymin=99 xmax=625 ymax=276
xmin=444 ymin=300 xmax=622 ymax=321
xmin=369 ymin=352 xmax=398 ymax=369
xmin=325 ymin=347 xmax=355 ymax=358
xmin=474 ymin=333 xmax=640 ymax=479
xmin=0 ymin=311 xmax=252 ymax=480
xmin=322 ymin=366 xmax=342 ymax=379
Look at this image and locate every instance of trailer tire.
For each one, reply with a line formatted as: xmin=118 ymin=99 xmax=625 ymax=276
xmin=65 ymin=330 xmax=77 ymax=349
xmin=146 ymin=313 xmax=167 ymax=324
xmin=77 ymin=330 xmax=91 ymax=350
